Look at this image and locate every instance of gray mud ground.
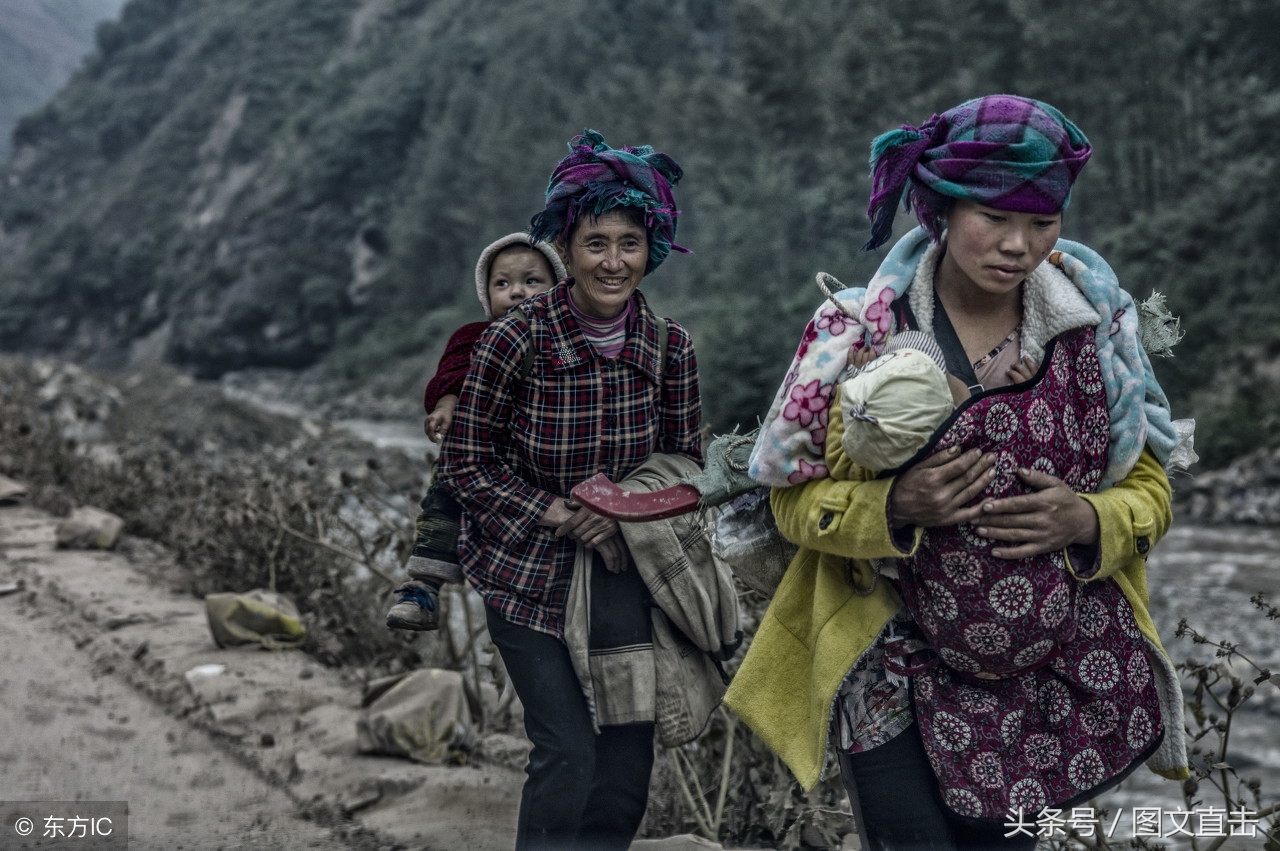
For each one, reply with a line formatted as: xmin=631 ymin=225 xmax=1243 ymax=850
xmin=0 ymin=502 xmax=732 ymax=851
xmin=0 ymin=502 xmax=524 ymax=850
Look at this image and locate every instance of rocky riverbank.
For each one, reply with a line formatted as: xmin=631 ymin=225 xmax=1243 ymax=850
xmin=1173 ymin=446 xmax=1280 ymax=525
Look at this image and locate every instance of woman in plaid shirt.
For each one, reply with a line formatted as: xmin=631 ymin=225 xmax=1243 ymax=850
xmin=437 ymin=130 xmax=701 ymax=851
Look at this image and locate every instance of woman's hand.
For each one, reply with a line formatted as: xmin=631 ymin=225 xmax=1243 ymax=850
xmin=539 ymin=499 xmax=629 ymax=572
xmin=976 ymin=467 xmax=1099 ymax=559
xmin=890 ymin=447 xmax=997 ymax=529
xmin=590 ymin=534 xmax=630 ymax=574
xmin=554 ymin=501 xmax=620 ymax=548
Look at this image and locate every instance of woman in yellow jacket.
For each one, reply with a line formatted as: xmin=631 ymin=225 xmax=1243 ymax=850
xmin=725 ymin=95 xmax=1191 ymax=850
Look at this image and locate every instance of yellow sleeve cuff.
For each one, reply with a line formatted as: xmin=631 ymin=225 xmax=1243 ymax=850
xmin=773 ymin=476 xmax=921 ymax=560
xmin=1077 ymin=448 xmax=1170 ymax=581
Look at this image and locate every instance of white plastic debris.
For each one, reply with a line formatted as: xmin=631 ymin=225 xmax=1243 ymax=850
xmin=184 ymin=663 xmax=227 ymax=683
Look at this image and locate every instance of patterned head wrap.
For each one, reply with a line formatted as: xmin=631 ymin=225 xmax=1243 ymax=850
xmin=863 ymin=94 xmax=1093 ymax=250
xmin=529 ymin=129 xmax=688 ymax=275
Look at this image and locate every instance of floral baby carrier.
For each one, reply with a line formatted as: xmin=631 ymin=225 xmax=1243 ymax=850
xmin=893 ymin=324 xmax=1164 ymax=821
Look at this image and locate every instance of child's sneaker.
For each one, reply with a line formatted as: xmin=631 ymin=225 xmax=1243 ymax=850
xmin=386 ymin=579 xmax=440 ymax=631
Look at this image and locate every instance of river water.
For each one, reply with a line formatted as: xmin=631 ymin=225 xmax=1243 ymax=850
xmin=1098 ymin=523 xmax=1280 ymax=849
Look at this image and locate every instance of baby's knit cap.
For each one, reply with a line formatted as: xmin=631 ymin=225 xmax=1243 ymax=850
xmin=474 ymin=233 xmax=567 ymax=320
xmin=840 ymin=330 xmax=954 ymax=472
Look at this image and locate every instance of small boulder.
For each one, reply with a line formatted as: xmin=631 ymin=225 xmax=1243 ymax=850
xmin=0 ymin=474 xmax=28 ymax=505
xmin=474 ymin=732 xmax=531 ymax=770
xmin=55 ymin=506 xmax=124 ymax=549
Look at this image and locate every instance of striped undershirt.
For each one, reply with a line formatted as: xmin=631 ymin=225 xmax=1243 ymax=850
xmin=566 ymin=295 xmax=634 ymax=359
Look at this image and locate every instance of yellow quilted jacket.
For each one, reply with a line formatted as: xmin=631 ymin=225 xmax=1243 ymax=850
xmin=723 ymin=409 xmax=1185 ymax=791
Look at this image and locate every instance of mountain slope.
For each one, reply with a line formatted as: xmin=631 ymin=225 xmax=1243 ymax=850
xmin=0 ymin=0 xmax=123 ymax=160
xmin=0 ymin=0 xmax=1277 ymax=466
xmin=0 ymin=0 xmax=738 ymax=376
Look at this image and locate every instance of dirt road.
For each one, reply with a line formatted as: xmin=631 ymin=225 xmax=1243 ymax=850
xmin=0 ymin=587 xmax=360 ymax=849
xmin=0 ymin=502 xmax=525 ymax=851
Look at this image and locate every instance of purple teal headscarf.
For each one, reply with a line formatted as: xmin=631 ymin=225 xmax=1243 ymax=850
xmin=529 ymin=129 xmax=688 ymax=275
xmin=863 ymin=95 xmax=1093 ymax=250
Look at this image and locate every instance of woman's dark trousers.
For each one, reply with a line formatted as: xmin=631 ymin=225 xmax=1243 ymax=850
xmin=485 ymin=604 xmax=655 ymax=851
xmin=838 ymin=724 xmax=1039 ymax=850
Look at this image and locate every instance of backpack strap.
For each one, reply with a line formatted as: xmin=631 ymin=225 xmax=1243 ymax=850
xmin=655 ymin=314 xmax=669 ymax=378
xmin=508 ymin=308 xmax=537 ymax=381
xmin=929 ymin=292 xmax=984 ymax=395
xmin=894 ymin=293 xmax=983 ymax=395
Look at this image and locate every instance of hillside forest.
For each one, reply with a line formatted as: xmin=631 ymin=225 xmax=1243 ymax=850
xmin=0 ymin=0 xmax=124 ymax=159
xmin=1 ymin=0 xmax=1278 ymax=469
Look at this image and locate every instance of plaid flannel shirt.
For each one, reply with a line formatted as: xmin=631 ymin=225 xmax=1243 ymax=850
xmin=438 ymin=284 xmax=702 ymax=638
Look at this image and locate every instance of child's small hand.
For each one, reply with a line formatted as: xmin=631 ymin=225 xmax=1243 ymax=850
xmin=423 ymin=396 xmax=458 ymax=442
xmin=847 ymin=345 xmax=876 ymax=370
xmin=1006 ymin=356 xmax=1039 ymax=384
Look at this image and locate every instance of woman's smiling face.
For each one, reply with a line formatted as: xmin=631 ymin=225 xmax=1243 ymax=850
xmin=938 ymin=200 xmax=1062 ymax=299
xmin=562 ymin=209 xmax=648 ymax=319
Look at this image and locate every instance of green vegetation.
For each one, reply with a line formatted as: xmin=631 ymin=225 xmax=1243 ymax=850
xmin=1 ymin=0 xmax=1277 ymax=465
xmin=0 ymin=357 xmax=433 ymax=672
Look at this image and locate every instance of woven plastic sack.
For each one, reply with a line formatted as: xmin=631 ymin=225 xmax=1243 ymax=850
xmin=710 ymin=486 xmax=797 ymax=596
xmin=356 ymin=669 xmax=476 ymax=763
xmin=204 ymin=588 xmax=306 ymax=650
